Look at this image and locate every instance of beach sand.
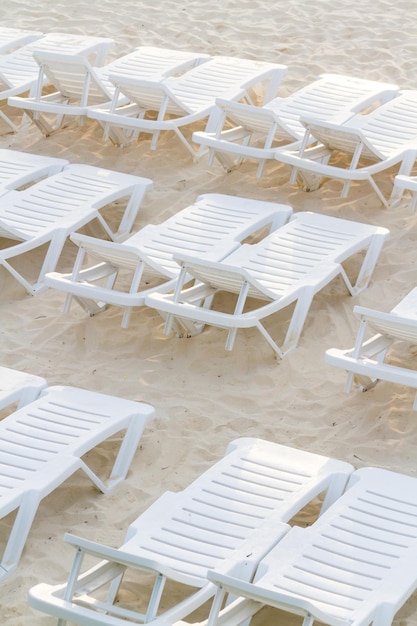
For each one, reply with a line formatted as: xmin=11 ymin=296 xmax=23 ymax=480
xmin=1 ymin=0 xmax=417 ymax=623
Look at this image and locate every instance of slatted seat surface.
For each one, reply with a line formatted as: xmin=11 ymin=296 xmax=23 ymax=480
xmin=7 ymin=47 xmax=210 ymax=136
xmin=0 ymin=149 xmax=68 ymax=194
xmin=105 ymin=194 xmax=292 ymax=277
xmin=28 ymin=437 xmax=353 ymax=625
xmin=0 ymin=385 xmax=154 ymax=512
xmin=0 ymin=163 xmax=152 ymax=294
xmin=302 ymin=90 xmax=417 ymax=161
xmin=270 ymin=90 xmax=417 ymax=208
xmin=191 ymin=75 xmax=398 ymax=180
xmin=207 ymin=467 xmax=417 ymax=626
xmin=216 ymin=74 xmax=399 ymax=143
xmin=43 ymin=194 xmax=292 ymax=327
xmin=0 ymin=27 xmax=43 ymax=54
xmin=0 ymin=163 xmax=152 ymax=241
xmin=145 ymin=212 xmax=388 ymax=358
xmin=0 ymin=33 xmax=112 ymax=132
xmin=110 ymin=56 xmax=282 ymax=115
xmin=102 ymin=46 xmax=209 ymax=84
xmin=0 ymin=385 xmax=154 ymax=579
xmin=119 ymin=437 xmax=350 ymax=582
xmin=176 ymin=211 xmax=383 ymax=301
xmin=87 ymin=55 xmax=287 ymax=154
xmin=0 ymin=33 xmax=113 ymax=91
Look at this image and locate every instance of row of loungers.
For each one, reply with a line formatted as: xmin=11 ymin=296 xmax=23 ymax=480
xmin=1 ymin=30 xmax=417 ymax=626
xmin=0 ymin=150 xmax=417 ymax=403
xmin=1 ymin=30 xmax=417 ymax=206
xmin=0 ymin=149 xmax=388 ymax=356
xmin=0 ymin=366 xmax=415 ymax=626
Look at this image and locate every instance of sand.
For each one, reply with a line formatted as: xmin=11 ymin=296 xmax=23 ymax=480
xmin=0 ymin=0 xmax=417 ymax=623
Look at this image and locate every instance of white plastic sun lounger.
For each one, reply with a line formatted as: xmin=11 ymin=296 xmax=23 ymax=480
xmin=325 ymin=287 xmax=417 ymax=409
xmin=86 ymin=55 xmax=287 ymax=154
xmin=0 ymin=384 xmax=154 ymax=580
xmin=28 ymin=436 xmax=353 ymax=625
xmin=202 ymin=466 xmax=417 ymax=626
xmin=192 ymin=74 xmax=399 ymax=177
xmin=0 ymin=164 xmax=152 ymax=294
xmin=0 ymin=149 xmax=68 ymax=196
xmin=272 ymin=90 xmax=417 ymax=208
xmin=0 ymin=27 xmax=43 ymax=55
xmin=145 ymin=212 xmax=389 ymax=359
xmin=43 ymin=194 xmax=293 ymax=328
xmin=0 ymin=32 xmax=113 ymax=132
xmin=0 ymin=365 xmax=46 ymax=410
xmin=8 ymin=47 xmax=209 ymax=136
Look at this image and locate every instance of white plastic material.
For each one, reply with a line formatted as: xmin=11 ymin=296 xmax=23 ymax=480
xmin=28 ymin=437 xmax=353 ymax=625
xmin=44 ymin=193 xmax=292 ymax=328
xmin=0 ymin=163 xmax=152 ymax=294
xmin=0 ymin=384 xmax=154 ymax=579
xmin=325 ymin=286 xmax=417 ymax=409
xmin=146 ymin=211 xmax=389 ymax=359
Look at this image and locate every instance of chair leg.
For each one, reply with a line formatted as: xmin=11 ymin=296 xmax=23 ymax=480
xmin=342 ymin=230 xmax=388 ymax=296
xmin=292 ymin=168 xmax=324 ymax=192
xmin=1 ymin=494 xmax=40 ymax=579
xmin=145 ymin=574 xmax=167 ymax=622
xmin=280 ymin=290 xmax=315 ymax=356
xmin=225 ymin=282 xmax=250 ymax=351
xmin=0 ymin=109 xmax=19 ymax=133
xmin=255 ymin=159 xmax=267 ymax=178
xmin=106 ymin=571 xmax=124 ymax=605
xmin=389 ymin=151 xmax=417 ymax=209
xmin=366 ymin=175 xmax=389 ymax=208
xmin=56 ymin=545 xmax=86 ymax=626
xmin=78 ymin=411 xmax=150 ymax=494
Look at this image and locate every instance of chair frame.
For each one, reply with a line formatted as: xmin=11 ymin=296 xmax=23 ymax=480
xmin=272 ymin=90 xmax=417 ymax=208
xmin=191 ymin=74 xmax=399 ymax=178
xmin=8 ymin=47 xmax=210 ymax=136
xmin=43 ymin=194 xmax=293 ymax=328
xmin=28 ymin=437 xmax=353 ymax=625
xmin=0 ymin=164 xmax=152 ymax=294
xmin=204 ymin=466 xmax=417 ymax=626
xmin=0 ymin=385 xmax=154 ymax=579
xmin=145 ymin=212 xmax=389 ymax=359
xmin=0 ymin=33 xmax=113 ymax=132
xmin=325 ymin=287 xmax=417 ymax=409
xmin=86 ymin=56 xmax=287 ymax=155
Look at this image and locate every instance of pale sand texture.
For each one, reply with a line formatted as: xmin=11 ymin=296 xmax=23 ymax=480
xmin=0 ymin=0 xmax=417 ymax=623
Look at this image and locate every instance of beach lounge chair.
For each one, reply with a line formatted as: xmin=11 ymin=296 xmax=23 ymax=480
xmin=192 ymin=74 xmax=399 ymax=178
xmin=0 ymin=164 xmax=152 ymax=294
xmin=203 ymin=466 xmax=417 ymax=626
xmin=0 ymin=384 xmax=154 ymax=580
xmin=86 ymin=55 xmax=287 ymax=154
xmin=325 ymin=287 xmax=417 ymax=409
xmin=0 ymin=365 xmax=46 ymax=410
xmin=271 ymin=90 xmax=417 ymax=207
xmin=145 ymin=212 xmax=389 ymax=359
xmin=0 ymin=32 xmax=113 ymax=132
xmin=43 ymin=194 xmax=293 ymax=328
xmin=0 ymin=27 xmax=43 ymax=55
xmin=28 ymin=436 xmax=354 ymax=625
xmin=7 ymin=47 xmax=209 ymax=136
xmin=0 ymin=149 xmax=68 ymax=196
